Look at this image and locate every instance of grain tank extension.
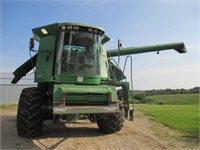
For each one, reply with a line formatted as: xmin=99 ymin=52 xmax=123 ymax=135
xmin=12 ymin=22 xmax=187 ymax=137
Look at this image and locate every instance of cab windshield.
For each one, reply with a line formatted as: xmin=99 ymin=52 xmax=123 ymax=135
xmin=56 ymin=30 xmax=101 ymax=76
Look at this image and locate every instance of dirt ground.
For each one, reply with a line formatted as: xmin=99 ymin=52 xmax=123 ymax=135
xmin=0 ymin=107 xmax=199 ymax=150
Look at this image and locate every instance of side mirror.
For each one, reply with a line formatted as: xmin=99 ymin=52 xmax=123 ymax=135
xmin=29 ymin=37 xmax=35 ymax=50
xmin=118 ymin=39 xmax=123 ymax=50
xmin=101 ymin=35 xmax=110 ymax=44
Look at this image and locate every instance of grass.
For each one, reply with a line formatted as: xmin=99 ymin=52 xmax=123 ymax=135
xmin=136 ymin=93 xmax=199 ymax=138
xmin=147 ymin=93 xmax=199 ymax=105
xmin=0 ymin=104 xmax=18 ymax=108
xmin=136 ymin=104 xmax=199 ymax=138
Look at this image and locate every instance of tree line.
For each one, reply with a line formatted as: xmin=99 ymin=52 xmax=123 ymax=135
xmin=145 ymin=87 xmax=199 ymax=96
xmin=132 ymin=87 xmax=199 ymax=104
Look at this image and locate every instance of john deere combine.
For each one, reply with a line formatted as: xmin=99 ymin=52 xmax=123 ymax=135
xmin=11 ymin=22 xmax=187 ymax=137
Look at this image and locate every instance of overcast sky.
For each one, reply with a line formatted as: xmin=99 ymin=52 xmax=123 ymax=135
xmin=0 ymin=0 xmax=199 ymax=90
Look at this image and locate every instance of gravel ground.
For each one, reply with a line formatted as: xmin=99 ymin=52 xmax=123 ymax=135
xmin=0 ymin=107 xmax=198 ymax=150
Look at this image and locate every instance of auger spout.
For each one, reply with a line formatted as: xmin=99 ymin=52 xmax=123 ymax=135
xmin=107 ymin=42 xmax=187 ymax=57
xmin=11 ymin=54 xmax=37 ymax=84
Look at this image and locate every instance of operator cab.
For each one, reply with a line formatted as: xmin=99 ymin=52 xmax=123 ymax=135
xmin=55 ymin=23 xmax=106 ymax=85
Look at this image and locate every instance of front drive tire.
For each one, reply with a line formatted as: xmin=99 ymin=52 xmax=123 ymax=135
xmin=17 ymin=87 xmax=44 ymax=138
xmin=97 ymin=108 xmax=124 ymax=133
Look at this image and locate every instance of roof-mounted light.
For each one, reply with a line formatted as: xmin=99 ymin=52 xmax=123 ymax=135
xmin=41 ymin=28 xmax=48 ymax=35
xmin=59 ymin=24 xmax=104 ymax=35
xmin=61 ymin=25 xmax=66 ymax=30
xmin=67 ymin=26 xmax=73 ymax=30
xmin=99 ymin=31 xmax=103 ymax=35
xmin=74 ymin=26 xmax=79 ymax=30
xmin=94 ymin=29 xmax=98 ymax=33
xmin=88 ymin=28 xmax=93 ymax=32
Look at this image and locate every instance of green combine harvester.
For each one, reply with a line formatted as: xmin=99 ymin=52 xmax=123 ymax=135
xmin=11 ymin=22 xmax=187 ymax=138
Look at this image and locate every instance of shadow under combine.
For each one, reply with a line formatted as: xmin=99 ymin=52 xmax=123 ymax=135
xmin=1 ymin=113 xmax=105 ymax=149
xmin=0 ymin=115 xmax=40 ymax=149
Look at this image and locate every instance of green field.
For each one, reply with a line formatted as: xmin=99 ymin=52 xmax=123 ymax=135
xmin=136 ymin=93 xmax=199 ymax=138
xmin=0 ymin=104 xmax=18 ymax=108
xmin=147 ymin=93 xmax=199 ymax=105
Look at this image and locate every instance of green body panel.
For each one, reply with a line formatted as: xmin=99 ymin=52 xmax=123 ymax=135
xmin=107 ymin=42 xmax=186 ymax=57
xmin=53 ymin=84 xmax=118 ymax=103
xmin=114 ymin=81 xmax=132 ymax=109
xmin=55 ymin=75 xmax=100 ymax=85
xmin=35 ymin=36 xmax=56 ymax=82
xmin=53 ymin=84 xmax=118 ymax=114
xmin=65 ymin=94 xmax=108 ymax=104
xmin=32 ymin=23 xmax=59 ymax=42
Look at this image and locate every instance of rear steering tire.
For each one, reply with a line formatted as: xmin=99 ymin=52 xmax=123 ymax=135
xmin=97 ymin=108 xmax=124 ymax=133
xmin=17 ymin=87 xmax=44 ymax=138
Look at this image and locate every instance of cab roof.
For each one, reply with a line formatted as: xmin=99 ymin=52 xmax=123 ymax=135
xmin=32 ymin=22 xmax=105 ymax=42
